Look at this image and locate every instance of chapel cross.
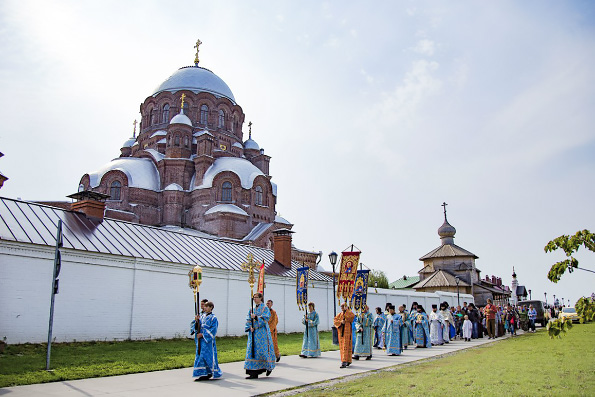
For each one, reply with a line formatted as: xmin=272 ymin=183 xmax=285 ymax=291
xmin=180 ymin=93 xmax=186 ymax=111
xmin=248 ymin=121 xmax=252 ymax=139
xmin=132 ymin=119 xmax=137 ymax=138
xmin=194 ymin=39 xmax=203 ymax=65
xmin=441 ymin=202 xmax=448 ymax=221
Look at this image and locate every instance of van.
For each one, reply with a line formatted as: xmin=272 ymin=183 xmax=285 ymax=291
xmin=518 ymin=300 xmax=547 ymax=327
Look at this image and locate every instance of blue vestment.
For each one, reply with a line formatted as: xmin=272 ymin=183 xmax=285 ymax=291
xmin=244 ymin=304 xmax=276 ymax=372
xmin=191 ymin=313 xmax=222 ymax=379
xmin=354 ymin=311 xmax=374 ymax=357
xmin=373 ymin=313 xmax=386 ymax=348
xmin=301 ymin=310 xmax=321 ymax=357
xmin=382 ymin=313 xmax=403 ymax=355
xmin=399 ymin=310 xmax=412 ymax=348
xmin=412 ymin=311 xmax=432 ymax=348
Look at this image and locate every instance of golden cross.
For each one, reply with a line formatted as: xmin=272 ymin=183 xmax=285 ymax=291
xmin=180 ymin=93 xmax=186 ymax=111
xmin=248 ymin=121 xmax=252 ymax=139
xmin=241 ymin=253 xmax=258 ymax=289
xmin=132 ymin=119 xmax=137 ymax=137
xmin=194 ymin=39 xmax=203 ymax=65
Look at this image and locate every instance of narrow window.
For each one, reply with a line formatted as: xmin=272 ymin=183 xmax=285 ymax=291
xmin=149 ymin=109 xmax=155 ymax=125
xmin=184 ymin=136 xmax=189 ymax=148
xmin=218 ymin=109 xmax=225 ymax=128
xmin=221 ymin=181 xmax=232 ymax=202
xmin=255 ymin=186 xmax=263 ymax=206
xmin=162 ymin=104 xmax=170 ymax=123
xmin=183 ymin=102 xmax=189 ymax=117
xmin=110 ymin=181 xmax=121 ymax=200
xmin=174 ymin=135 xmax=180 ymax=146
xmin=200 ymin=105 xmax=208 ymax=125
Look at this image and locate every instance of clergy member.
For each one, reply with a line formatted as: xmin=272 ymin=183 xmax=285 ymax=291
xmin=244 ymin=293 xmax=276 ymax=379
xmin=398 ymin=305 xmax=412 ymax=349
xmin=334 ymin=302 xmax=355 ymax=368
xmin=412 ymin=305 xmax=432 ymax=348
xmin=429 ymin=304 xmax=445 ymax=346
xmin=353 ymin=305 xmax=374 ymax=360
xmin=266 ymin=299 xmax=281 ymax=362
xmin=191 ymin=301 xmax=222 ymax=380
xmin=300 ymin=302 xmax=321 ymax=358
xmin=439 ymin=302 xmax=454 ymax=344
xmin=373 ymin=307 xmax=386 ymax=349
xmin=382 ymin=304 xmax=403 ymax=356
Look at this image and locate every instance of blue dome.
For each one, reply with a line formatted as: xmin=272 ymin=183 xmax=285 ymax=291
xmin=153 ymin=66 xmax=236 ymax=104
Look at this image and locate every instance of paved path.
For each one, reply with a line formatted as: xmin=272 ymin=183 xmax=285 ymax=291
xmin=0 ymin=336 xmax=508 ymax=397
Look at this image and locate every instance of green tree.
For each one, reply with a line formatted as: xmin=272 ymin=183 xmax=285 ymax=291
xmin=544 ymin=229 xmax=595 ymax=283
xmin=575 ymin=296 xmax=595 ymax=323
xmin=368 ymin=269 xmax=389 ymax=289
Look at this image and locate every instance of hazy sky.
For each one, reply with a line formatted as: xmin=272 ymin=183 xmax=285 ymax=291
xmin=1 ymin=1 xmax=594 ymax=305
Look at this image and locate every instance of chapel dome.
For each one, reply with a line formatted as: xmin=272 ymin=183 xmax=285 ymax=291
xmin=438 ymin=220 xmax=456 ymax=238
xmin=152 ymin=66 xmax=236 ymax=104
xmin=122 ymin=137 xmax=136 ymax=148
xmin=170 ymin=113 xmax=192 ymax=126
xmin=244 ymin=138 xmax=260 ymax=151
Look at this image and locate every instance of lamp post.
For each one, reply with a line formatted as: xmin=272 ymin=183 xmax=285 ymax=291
xmin=553 ymin=294 xmax=556 ymax=307
xmin=455 ymin=276 xmax=461 ymax=307
xmin=562 ymin=298 xmax=565 ymax=307
xmin=374 ymin=280 xmax=378 ymax=293
xmin=529 ymin=289 xmax=532 ymax=300
xmin=544 ymin=292 xmax=547 ymax=305
xmin=328 ymin=251 xmax=338 ymax=346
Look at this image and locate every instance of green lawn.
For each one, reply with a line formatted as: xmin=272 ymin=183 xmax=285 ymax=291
xmin=0 ymin=331 xmax=337 ymax=388
xmin=295 ymin=324 xmax=595 ymax=396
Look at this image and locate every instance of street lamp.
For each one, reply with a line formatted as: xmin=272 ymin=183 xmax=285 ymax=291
xmin=553 ymin=294 xmax=556 ymax=307
xmin=529 ymin=289 xmax=532 ymax=300
xmin=328 ymin=251 xmax=338 ymax=346
xmin=544 ymin=292 xmax=547 ymax=305
xmin=562 ymin=298 xmax=565 ymax=307
xmin=374 ymin=280 xmax=378 ymax=293
xmin=455 ymin=276 xmax=461 ymax=307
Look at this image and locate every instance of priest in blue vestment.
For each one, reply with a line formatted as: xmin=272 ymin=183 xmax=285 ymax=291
xmin=244 ymin=292 xmax=276 ymax=379
xmin=191 ymin=301 xmax=222 ymax=380
xmin=300 ymin=302 xmax=321 ymax=357
xmin=398 ymin=305 xmax=412 ymax=349
xmin=353 ymin=305 xmax=374 ymax=360
xmin=412 ymin=305 xmax=432 ymax=348
xmin=382 ymin=304 xmax=403 ymax=355
xmin=373 ymin=307 xmax=386 ymax=349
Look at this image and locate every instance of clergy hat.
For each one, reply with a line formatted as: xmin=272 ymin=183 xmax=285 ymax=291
xmin=432 ymin=304 xmax=438 ymax=309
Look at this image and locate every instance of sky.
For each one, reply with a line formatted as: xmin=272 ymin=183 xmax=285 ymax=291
xmin=1 ymin=0 xmax=594 ymax=306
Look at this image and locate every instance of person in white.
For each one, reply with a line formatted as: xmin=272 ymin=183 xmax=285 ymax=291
xmin=439 ymin=302 xmax=454 ymax=343
xmin=462 ymin=315 xmax=473 ymax=342
xmin=429 ymin=304 xmax=444 ymax=345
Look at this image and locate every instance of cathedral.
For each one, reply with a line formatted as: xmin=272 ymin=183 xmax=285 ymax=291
xmin=78 ymin=42 xmax=292 ymax=250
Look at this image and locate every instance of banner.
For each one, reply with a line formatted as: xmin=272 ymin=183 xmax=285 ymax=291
xmin=296 ymin=266 xmax=309 ymax=311
xmin=336 ymin=251 xmax=360 ymax=304
xmin=350 ymin=269 xmax=370 ymax=312
xmin=256 ymin=260 xmax=266 ymax=295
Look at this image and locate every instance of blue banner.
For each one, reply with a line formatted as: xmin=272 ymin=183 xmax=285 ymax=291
xmin=350 ymin=269 xmax=370 ymax=312
xmin=296 ymin=266 xmax=309 ymax=311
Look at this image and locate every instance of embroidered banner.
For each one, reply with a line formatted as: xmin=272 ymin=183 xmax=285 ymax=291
xmin=350 ymin=269 xmax=370 ymax=312
xmin=296 ymin=266 xmax=309 ymax=311
xmin=337 ymin=251 xmax=360 ymax=304
xmin=256 ymin=260 xmax=266 ymax=295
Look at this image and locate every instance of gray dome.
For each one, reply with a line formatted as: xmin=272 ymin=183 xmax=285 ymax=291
xmin=438 ymin=220 xmax=456 ymax=238
xmin=153 ymin=66 xmax=236 ymax=103
xmin=122 ymin=137 xmax=136 ymax=148
xmin=244 ymin=138 xmax=260 ymax=151
xmin=170 ymin=112 xmax=192 ymax=126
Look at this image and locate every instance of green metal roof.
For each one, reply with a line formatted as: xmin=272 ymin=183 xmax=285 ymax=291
xmin=389 ymin=275 xmax=420 ymax=289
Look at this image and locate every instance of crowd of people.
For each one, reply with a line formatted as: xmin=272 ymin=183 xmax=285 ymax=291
xmin=189 ymin=295 xmax=537 ymax=381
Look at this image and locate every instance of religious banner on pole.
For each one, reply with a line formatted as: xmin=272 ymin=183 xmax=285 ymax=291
xmin=336 ymin=250 xmax=360 ymax=304
xmin=350 ymin=269 xmax=370 ymax=312
xmin=256 ymin=260 xmax=266 ymax=295
xmin=296 ymin=266 xmax=309 ymax=311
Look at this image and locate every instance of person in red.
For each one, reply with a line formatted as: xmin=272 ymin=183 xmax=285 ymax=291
xmin=484 ymin=299 xmax=498 ymax=339
xmin=334 ymin=302 xmax=355 ymax=368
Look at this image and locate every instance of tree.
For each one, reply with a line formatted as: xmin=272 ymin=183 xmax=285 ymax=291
xmin=544 ymin=229 xmax=595 ymax=283
xmin=368 ymin=269 xmax=389 ymax=289
xmin=575 ymin=296 xmax=595 ymax=323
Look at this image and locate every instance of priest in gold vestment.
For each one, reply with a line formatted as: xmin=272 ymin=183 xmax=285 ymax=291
xmin=334 ymin=302 xmax=355 ymax=368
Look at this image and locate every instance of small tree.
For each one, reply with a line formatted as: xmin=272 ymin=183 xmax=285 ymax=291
xmin=575 ymin=296 xmax=595 ymax=323
xmin=544 ymin=229 xmax=595 ymax=283
xmin=368 ymin=270 xmax=389 ymax=289
xmin=546 ymin=318 xmax=573 ymax=339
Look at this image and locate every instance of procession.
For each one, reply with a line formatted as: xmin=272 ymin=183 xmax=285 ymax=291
xmin=187 ymin=248 xmax=488 ymax=381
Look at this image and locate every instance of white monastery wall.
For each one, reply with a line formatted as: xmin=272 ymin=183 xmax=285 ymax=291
xmin=0 ymin=241 xmax=473 ymax=344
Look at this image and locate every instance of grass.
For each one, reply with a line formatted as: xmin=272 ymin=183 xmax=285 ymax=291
xmin=293 ymin=323 xmax=595 ymax=397
xmin=0 ymin=331 xmax=337 ymax=388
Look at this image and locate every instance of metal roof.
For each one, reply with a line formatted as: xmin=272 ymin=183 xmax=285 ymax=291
xmin=419 ymin=243 xmax=478 ymax=260
xmin=412 ymin=270 xmax=470 ymax=289
xmin=0 ymin=197 xmax=331 ymax=282
xmin=389 ymin=276 xmax=420 ymax=289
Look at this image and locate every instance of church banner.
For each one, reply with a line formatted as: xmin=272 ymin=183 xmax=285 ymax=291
xmin=296 ymin=266 xmax=309 ymax=311
xmin=350 ymin=269 xmax=370 ymax=312
xmin=337 ymin=251 xmax=360 ymax=304
xmin=256 ymin=260 xmax=266 ymax=295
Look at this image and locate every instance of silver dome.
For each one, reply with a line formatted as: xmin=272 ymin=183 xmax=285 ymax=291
xmin=153 ymin=66 xmax=236 ymax=104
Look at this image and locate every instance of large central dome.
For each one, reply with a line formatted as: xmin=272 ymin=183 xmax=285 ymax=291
xmin=152 ymin=66 xmax=236 ymax=103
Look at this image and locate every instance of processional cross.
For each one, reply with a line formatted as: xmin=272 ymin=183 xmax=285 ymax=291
xmin=241 ymin=253 xmax=258 ymax=292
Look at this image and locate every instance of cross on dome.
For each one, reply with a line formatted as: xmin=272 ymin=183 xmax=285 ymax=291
xmin=442 ymin=201 xmax=448 ymax=221
xmin=194 ymin=39 xmax=203 ymax=66
xmin=180 ymin=93 xmax=186 ymax=112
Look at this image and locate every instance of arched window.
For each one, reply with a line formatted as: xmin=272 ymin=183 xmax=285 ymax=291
xmin=183 ymin=102 xmax=189 ymax=117
xmin=221 ymin=181 xmax=232 ymax=202
xmin=110 ymin=181 xmax=121 ymax=200
xmin=184 ymin=136 xmax=189 ymax=148
xmin=255 ymin=186 xmax=263 ymax=206
xmin=218 ymin=110 xmax=225 ymax=128
xmin=162 ymin=104 xmax=170 ymax=123
xmin=149 ymin=109 xmax=155 ymax=125
xmin=200 ymin=105 xmax=209 ymax=125
xmin=174 ymin=135 xmax=180 ymax=146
